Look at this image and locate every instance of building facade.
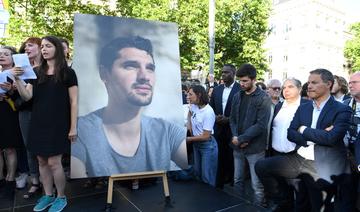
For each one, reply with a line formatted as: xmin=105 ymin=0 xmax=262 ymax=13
xmin=265 ymin=0 xmax=353 ymax=83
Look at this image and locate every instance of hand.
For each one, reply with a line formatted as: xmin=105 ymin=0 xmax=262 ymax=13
xmin=0 ymin=82 xmax=12 ymax=92
xmin=186 ymin=137 xmax=192 ymax=144
xmin=10 ymin=67 xmax=25 ymax=78
xmin=216 ymin=115 xmax=229 ymax=125
xmin=231 ymin=136 xmax=239 ymax=146
xmin=239 ymin=142 xmax=248 ymax=148
xmin=325 ymin=125 xmax=333 ymax=131
xmin=68 ymin=128 xmax=77 ymax=143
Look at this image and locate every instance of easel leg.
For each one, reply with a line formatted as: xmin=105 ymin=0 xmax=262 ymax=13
xmin=162 ymin=172 xmax=170 ymax=202
xmin=105 ymin=177 xmax=114 ymax=211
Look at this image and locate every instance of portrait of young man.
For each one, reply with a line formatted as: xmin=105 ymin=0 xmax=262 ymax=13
xmin=70 ymin=15 xmax=187 ymax=178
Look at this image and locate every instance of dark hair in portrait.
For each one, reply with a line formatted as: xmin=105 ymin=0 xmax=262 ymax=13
xmin=38 ymin=35 xmax=68 ymax=84
xmin=309 ymin=68 xmax=334 ymax=90
xmin=190 ymin=84 xmax=209 ymax=106
xmin=236 ymin=63 xmax=257 ymax=79
xmin=99 ymin=36 xmax=154 ymax=72
xmin=334 ymin=75 xmax=349 ymax=94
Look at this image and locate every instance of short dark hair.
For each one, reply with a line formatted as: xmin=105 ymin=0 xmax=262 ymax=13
xmin=223 ymin=64 xmax=236 ymax=74
xmin=190 ymin=84 xmax=209 ymax=106
xmin=256 ymin=82 xmax=266 ymax=90
xmin=334 ymin=75 xmax=349 ymax=94
xmin=236 ymin=63 xmax=257 ymax=79
xmin=301 ymin=82 xmax=308 ymax=98
xmin=309 ymin=68 xmax=334 ymax=90
xmin=100 ymin=36 xmax=154 ymax=71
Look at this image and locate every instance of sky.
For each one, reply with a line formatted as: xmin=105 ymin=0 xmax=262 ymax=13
xmin=342 ymin=0 xmax=360 ymax=23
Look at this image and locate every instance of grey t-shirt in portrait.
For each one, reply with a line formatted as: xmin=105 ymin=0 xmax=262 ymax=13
xmin=72 ymin=109 xmax=186 ymax=177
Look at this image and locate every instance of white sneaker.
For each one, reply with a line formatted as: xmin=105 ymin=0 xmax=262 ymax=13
xmin=16 ymin=173 xmax=28 ymax=189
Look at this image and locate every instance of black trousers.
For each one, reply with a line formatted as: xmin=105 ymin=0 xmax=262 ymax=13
xmin=255 ymin=153 xmax=337 ymax=212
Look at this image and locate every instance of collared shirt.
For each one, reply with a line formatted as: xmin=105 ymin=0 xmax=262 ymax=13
xmin=222 ymin=81 xmax=235 ymax=114
xmin=333 ymin=94 xmax=345 ymax=102
xmin=297 ymin=95 xmax=331 ymax=160
xmin=272 ymin=97 xmax=301 ymax=153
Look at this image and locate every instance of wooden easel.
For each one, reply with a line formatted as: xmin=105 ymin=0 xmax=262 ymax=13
xmin=105 ymin=170 xmax=170 ymax=211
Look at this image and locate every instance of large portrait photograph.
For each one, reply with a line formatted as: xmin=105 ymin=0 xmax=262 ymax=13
xmin=70 ymin=14 xmax=187 ymax=178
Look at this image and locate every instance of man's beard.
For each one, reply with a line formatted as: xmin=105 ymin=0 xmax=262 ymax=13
xmin=127 ymin=91 xmax=153 ymax=106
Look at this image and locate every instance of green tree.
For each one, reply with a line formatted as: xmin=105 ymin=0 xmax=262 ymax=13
xmin=345 ymin=22 xmax=360 ymax=72
xmin=2 ymin=0 xmax=271 ymax=79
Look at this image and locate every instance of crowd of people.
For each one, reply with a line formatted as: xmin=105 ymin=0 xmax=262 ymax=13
xmin=0 ymin=36 xmax=76 ymax=212
xmin=182 ymin=65 xmax=360 ymax=212
xmin=1 ymin=34 xmax=360 ymax=212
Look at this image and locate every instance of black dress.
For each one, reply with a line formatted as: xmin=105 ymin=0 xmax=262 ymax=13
xmin=0 ymin=92 xmax=22 ymax=149
xmin=27 ymin=68 xmax=78 ymax=157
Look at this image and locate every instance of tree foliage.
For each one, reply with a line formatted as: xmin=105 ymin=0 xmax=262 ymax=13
xmin=1 ymin=0 xmax=271 ymax=78
xmin=345 ymin=22 xmax=360 ymax=72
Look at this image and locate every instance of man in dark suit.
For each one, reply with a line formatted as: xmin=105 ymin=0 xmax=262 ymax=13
xmin=209 ymin=64 xmax=240 ymax=188
xmin=287 ymin=69 xmax=351 ymax=210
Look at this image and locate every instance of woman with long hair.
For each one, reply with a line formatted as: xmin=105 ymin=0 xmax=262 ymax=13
xmin=186 ymin=85 xmax=218 ymax=186
xmin=0 ymin=46 xmax=23 ymax=198
xmin=16 ymin=37 xmax=43 ymax=198
xmin=12 ymin=36 xmax=78 ymax=212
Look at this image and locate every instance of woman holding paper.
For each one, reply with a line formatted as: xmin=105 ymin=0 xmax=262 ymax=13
xmin=0 ymin=46 xmax=22 ymax=198
xmin=15 ymin=37 xmax=42 ymax=198
xmin=12 ymin=36 xmax=78 ymax=212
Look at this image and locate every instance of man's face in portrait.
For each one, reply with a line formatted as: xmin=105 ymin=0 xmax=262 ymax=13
xmin=103 ymin=47 xmax=156 ymax=106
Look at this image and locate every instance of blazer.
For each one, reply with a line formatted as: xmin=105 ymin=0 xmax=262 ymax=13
xmin=287 ymin=96 xmax=352 ymax=182
xmin=209 ymin=82 xmax=241 ymax=117
xmin=210 ymin=82 xmax=241 ymax=142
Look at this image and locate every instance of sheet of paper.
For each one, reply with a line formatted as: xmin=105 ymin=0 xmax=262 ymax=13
xmin=12 ymin=54 xmax=37 ymax=80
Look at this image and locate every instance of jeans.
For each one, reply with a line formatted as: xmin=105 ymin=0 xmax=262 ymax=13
xmin=233 ymin=150 xmax=265 ymax=203
xmin=193 ymin=136 xmax=218 ymax=187
xmin=19 ymin=110 xmax=39 ymax=177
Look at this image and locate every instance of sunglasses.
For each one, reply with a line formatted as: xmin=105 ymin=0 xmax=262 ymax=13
xmin=271 ymin=87 xmax=281 ymax=91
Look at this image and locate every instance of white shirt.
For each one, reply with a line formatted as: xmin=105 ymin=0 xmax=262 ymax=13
xmin=222 ymin=82 xmax=235 ymax=114
xmin=333 ymin=94 xmax=345 ymax=102
xmin=272 ymin=98 xmax=300 ymax=153
xmin=297 ymin=95 xmax=330 ymax=160
xmin=190 ymin=104 xmax=216 ymax=136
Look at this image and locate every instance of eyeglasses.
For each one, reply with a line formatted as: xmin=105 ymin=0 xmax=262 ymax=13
xmin=270 ymin=87 xmax=281 ymax=91
xmin=349 ymin=81 xmax=360 ymax=85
